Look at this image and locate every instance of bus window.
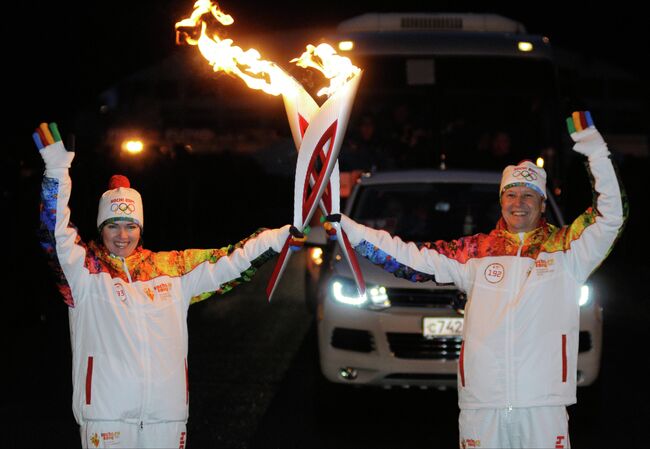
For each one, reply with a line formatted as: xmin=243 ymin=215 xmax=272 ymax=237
xmin=332 ymin=13 xmax=562 ymax=188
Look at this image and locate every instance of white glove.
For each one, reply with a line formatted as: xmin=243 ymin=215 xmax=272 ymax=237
xmin=33 ymin=122 xmax=75 ymax=170
xmin=567 ymin=111 xmax=610 ymax=160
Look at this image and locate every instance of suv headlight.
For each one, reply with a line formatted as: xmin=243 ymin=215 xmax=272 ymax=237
xmin=331 ymin=277 xmax=390 ymax=309
xmin=579 ymin=285 xmax=591 ymax=307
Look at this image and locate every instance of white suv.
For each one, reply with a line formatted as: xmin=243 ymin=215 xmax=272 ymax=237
xmin=312 ymin=169 xmax=602 ymax=389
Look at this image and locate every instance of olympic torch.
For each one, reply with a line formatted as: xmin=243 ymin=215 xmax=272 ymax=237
xmin=266 ymin=69 xmax=366 ymax=301
xmin=175 ymin=1 xmax=366 ymax=301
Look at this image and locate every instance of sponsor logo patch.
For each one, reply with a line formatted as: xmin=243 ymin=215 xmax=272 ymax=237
xmin=535 ymin=258 xmax=555 ymax=274
xmin=461 ymin=438 xmax=481 ymax=448
xmin=143 ymin=282 xmax=173 ymax=301
xmin=101 ymin=431 xmax=122 ymax=446
xmin=154 ymin=282 xmax=172 ymax=294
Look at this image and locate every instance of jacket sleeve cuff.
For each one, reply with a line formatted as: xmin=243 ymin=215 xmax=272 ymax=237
xmin=340 ymin=214 xmax=365 ymax=246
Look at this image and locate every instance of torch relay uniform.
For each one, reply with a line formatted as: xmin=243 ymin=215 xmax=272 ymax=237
xmin=38 ymin=139 xmax=289 ymax=448
xmin=338 ymin=121 xmax=626 ymax=449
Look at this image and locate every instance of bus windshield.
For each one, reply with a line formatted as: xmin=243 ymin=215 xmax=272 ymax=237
xmin=339 ymin=55 xmax=560 ymax=174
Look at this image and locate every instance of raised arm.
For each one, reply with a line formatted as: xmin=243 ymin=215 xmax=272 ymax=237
xmin=36 ymin=122 xmax=88 ymax=306
xmin=563 ymin=111 xmax=628 ymax=283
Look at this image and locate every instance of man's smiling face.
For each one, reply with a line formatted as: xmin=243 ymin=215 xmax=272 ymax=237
xmin=501 ymin=186 xmax=546 ymax=233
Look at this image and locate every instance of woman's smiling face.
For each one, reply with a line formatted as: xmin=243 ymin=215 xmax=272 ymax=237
xmin=101 ymin=221 xmax=141 ymax=257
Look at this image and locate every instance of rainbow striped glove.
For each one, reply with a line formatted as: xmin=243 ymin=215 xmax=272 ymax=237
xmin=288 ymin=225 xmax=309 ymax=251
xmin=566 ymin=111 xmax=610 ymax=160
xmin=321 ymin=214 xmax=340 ymax=241
xmin=33 ymin=122 xmax=75 ymax=169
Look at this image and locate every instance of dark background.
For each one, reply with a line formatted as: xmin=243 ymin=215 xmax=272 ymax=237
xmin=2 ymin=1 xmax=648 ymax=446
xmin=6 ymin=0 xmax=646 ymax=299
xmin=6 ymin=0 xmax=649 ymax=132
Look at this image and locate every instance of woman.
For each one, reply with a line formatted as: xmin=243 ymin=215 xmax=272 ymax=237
xmin=35 ymin=122 xmax=299 ymax=448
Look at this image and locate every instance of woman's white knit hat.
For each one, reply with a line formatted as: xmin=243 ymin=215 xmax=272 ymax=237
xmin=97 ymin=175 xmax=144 ymax=229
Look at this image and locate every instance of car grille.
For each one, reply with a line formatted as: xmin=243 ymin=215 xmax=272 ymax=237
xmin=386 ymin=287 xmax=466 ymax=309
xmin=331 ymin=327 xmax=375 ymax=353
xmin=387 ymin=333 xmax=462 ymax=359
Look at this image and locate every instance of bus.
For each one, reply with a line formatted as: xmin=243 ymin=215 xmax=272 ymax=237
xmin=323 ymin=12 xmax=563 ymax=194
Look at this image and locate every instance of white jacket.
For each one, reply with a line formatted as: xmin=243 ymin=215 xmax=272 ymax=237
xmin=39 ymin=141 xmax=289 ymax=425
xmin=341 ymin=151 xmax=626 ymax=409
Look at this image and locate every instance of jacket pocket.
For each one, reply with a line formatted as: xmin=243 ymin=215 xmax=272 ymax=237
xmin=561 ymin=334 xmax=567 ymax=383
xmin=459 ymin=342 xmax=466 ymax=387
xmin=185 ymin=358 xmax=189 ymax=404
xmin=85 ymin=356 xmax=94 ymax=405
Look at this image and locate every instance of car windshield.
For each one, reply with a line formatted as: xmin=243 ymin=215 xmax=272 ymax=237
xmin=349 ymin=181 xmax=559 ymax=242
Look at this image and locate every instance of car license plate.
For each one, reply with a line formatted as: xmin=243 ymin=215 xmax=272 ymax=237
xmin=423 ymin=317 xmax=463 ymax=337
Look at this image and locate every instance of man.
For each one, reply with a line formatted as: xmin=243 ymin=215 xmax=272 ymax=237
xmin=35 ymin=122 xmax=301 ymax=448
xmin=332 ymin=111 xmax=627 ymax=448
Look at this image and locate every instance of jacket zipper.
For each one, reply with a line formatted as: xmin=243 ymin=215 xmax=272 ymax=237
xmin=119 ymin=257 xmax=151 ymax=429
xmin=506 ymin=233 xmax=525 ymax=409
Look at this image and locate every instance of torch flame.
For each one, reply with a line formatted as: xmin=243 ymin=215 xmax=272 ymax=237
xmin=291 ymin=43 xmax=361 ymax=97
xmin=175 ymin=1 xmax=359 ymax=98
xmin=175 ymin=0 xmax=234 ymax=44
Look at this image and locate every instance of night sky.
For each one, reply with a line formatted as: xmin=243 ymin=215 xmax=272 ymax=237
xmin=8 ymin=0 xmax=648 ymax=133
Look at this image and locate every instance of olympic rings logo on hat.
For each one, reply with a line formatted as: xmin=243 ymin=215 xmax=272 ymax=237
xmin=512 ymin=167 xmax=539 ymax=182
xmin=110 ymin=203 xmax=136 ymax=215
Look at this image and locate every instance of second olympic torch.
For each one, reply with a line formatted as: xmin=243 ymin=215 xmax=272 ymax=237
xmin=266 ymin=71 xmax=365 ymax=300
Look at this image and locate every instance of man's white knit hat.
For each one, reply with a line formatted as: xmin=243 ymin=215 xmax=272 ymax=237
xmin=500 ymin=160 xmax=547 ymax=199
xmin=97 ymin=175 xmax=144 ymax=229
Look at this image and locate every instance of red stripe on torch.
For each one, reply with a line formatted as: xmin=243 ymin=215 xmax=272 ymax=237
xmin=266 ymin=240 xmax=291 ymax=299
xmin=298 ymin=114 xmax=309 ymax=138
xmin=342 ymin=231 xmax=365 ymax=292
xmin=302 ymin=122 xmax=338 ymax=222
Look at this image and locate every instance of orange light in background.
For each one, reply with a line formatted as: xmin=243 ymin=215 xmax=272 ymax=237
xmin=122 ymin=140 xmax=144 ymax=155
xmin=536 ymin=157 xmax=545 ymax=168
xmin=310 ymin=247 xmax=324 ymax=266
xmin=338 ymin=40 xmax=354 ymax=52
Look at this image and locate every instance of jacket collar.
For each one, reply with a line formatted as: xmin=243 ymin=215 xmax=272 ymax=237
xmin=88 ymin=240 xmax=147 ymax=269
xmin=494 ymin=217 xmax=551 ymax=243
